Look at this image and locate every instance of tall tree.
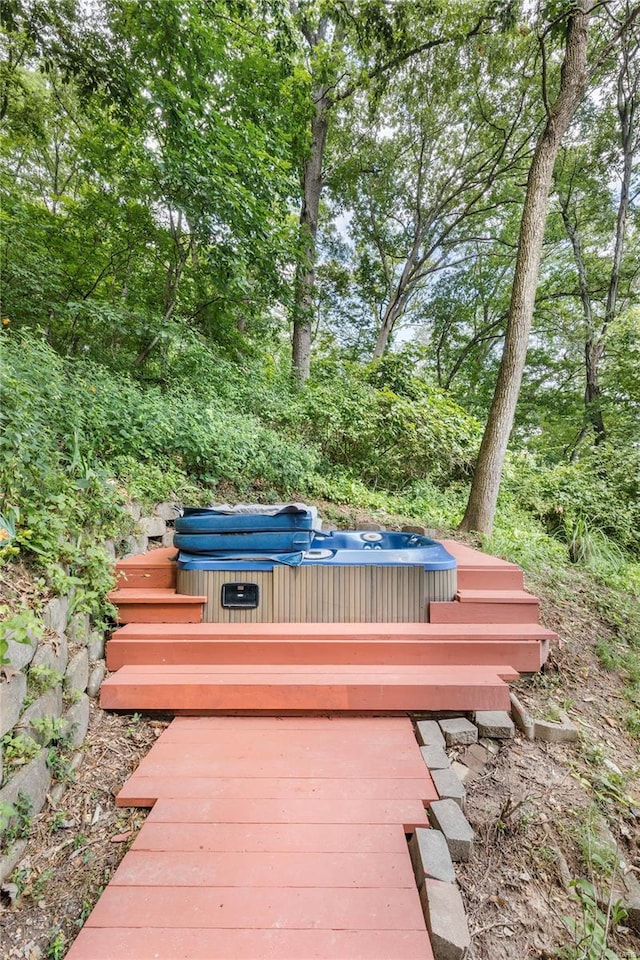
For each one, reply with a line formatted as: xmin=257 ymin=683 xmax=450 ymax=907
xmin=325 ymin=30 xmax=536 ymax=361
xmin=554 ymin=17 xmax=639 ymax=445
xmin=460 ymin=0 xmax=592 ymax=535
xmin=460 ymin=0 xmax=640 ymax=535
xmin=287 ymin=0 xmax=492 ymax=381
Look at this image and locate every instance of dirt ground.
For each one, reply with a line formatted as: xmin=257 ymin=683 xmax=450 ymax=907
xmin=1 ymin=551 xmax=639 ymax=959
xmin=459 ymin=567 xmax=640 ymax=960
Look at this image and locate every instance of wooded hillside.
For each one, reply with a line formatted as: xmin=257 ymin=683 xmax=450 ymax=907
xmin=1 ymin=0 xmax=638 ymax=659
xmin=1 ymin=5 xmax=640 ymax=958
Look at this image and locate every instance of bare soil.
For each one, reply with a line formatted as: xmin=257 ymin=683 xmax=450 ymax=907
xmin=460 ymin=564 xmax=640 ymax=960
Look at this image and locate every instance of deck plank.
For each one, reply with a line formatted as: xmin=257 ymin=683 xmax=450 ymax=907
xmin=65 ymin=716 xmax=436 ymax=960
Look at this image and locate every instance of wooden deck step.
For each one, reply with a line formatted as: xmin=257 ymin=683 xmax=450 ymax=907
xmin=456 ymin=589 xmax=539 ymax=603
xmin=65 ymin=716 xmax=435 ymax=960
xmin=430 ymin=588 xmax=540 ymax=624
xmin=116 ymin=547 xmax=178 ymax=590
xmin=108 ymin=588 xmax=206 ymax=624
xmin=100 ymin=662 xmax=517 ymax=713
xmin=440 ymin=539 xmax=524 ymax=590
xmin=109 ymin=620 xmax=555 ymax=642
xmin=106 ymin=622 xmax=551 ymax=672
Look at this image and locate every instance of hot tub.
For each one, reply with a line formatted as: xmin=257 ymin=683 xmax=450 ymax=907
xmin=175 ymin=519 xmax=457 ymax=623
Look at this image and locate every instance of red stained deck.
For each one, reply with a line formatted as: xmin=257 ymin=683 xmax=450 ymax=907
xmin=102 ymin=539 xmax=553 ymax=714
xmin=65 ymin=716 xmax=436 ymax=960
xmin=66 ymin=539 xmax=555 ymax=958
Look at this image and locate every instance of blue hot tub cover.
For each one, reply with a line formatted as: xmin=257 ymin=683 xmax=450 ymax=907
xmin=176 ymin=503 xmax=318 ymax=534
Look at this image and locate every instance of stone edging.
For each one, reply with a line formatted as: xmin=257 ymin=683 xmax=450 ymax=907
xmin=411 ymin=710 xmax=515 ymax=960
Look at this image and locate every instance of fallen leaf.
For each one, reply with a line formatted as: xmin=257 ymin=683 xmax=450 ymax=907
xmin=603 ymin=716 xmax=618 ymax=728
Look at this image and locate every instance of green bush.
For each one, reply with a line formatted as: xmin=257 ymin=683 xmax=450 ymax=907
xmin=287 ymin=358 xmax=481 ymax=490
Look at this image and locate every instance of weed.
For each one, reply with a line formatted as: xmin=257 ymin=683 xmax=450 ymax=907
xmin=45 ymin=929 xmax=66 ymax=960
xmin=10 ymin=865 xmax=29 ymax=897
xmin=0 ymin=605 xmax=42 ymax=666
xmin=574 ymin=744 xmax=636 ymax=813
xmin=32 ymin=866 xmax=54 ymax=899
xmin=575 ymin=807 xmax=617 ymax=879
xmin=558 ymin=877 xmax=627 ymax=960
xmin=1 ymin=732 xmax=40 ymax=767
xmin=126 ymin=712 xmax=143 ymax=737
xmin=73 ymin=832 xmax=89 ymax=851
xmin=47 ymin=746 xmax=74 ymax=783
xmin=0 ymin=792 xmax=32 ymax=850
xmin=31 ymin=715 xmax=69 ymax=746
xmin=28 ymin=665 xmax=63 ymax=696
xmin=50 ymin=810 xmax=70 ymax=832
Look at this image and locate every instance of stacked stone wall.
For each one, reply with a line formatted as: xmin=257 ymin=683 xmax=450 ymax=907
xmin=0 ymin=500 xmax=180 ymax=882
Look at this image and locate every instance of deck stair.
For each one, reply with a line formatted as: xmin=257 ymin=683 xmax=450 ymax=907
xmin=65 ymin=716 xmax=439 ymax=960
xmin=101 ymin=541 xmax=555 ymax=714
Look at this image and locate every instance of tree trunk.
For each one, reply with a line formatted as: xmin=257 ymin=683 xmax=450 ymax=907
xmin=372 ymin=247 xmax=420 ymax=359
xmin=135 ymin=210 xmax=188 ymax=368
xmin=292 ymin=90 xmax=329 ymax=382
xmin=459 ymin=3 xmax=590 ymax=535
xmin=558 ymin=194 xmax=607 ymax=442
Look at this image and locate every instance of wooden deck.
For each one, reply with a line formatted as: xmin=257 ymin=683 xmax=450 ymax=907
xmin=65 ymin=716 xmax=436 ymax=960
xmin=102 ymin=540 xmax=553 ymax=714
xmin=64 ymin=539 xmax=557 ymax=958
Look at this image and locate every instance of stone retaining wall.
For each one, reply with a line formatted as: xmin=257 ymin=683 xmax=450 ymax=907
xmin=0 ymin=500 xmax=180 ymax=882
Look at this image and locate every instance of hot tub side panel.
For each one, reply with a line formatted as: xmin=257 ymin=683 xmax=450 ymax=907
xmin=177 ymin=565 xmax=457 ymax=623
xmin=176 ymin=569 xmax=276 ymax=623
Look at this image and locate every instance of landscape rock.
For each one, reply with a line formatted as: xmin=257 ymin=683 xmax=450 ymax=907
xmin=139 ymin=516 xmax=166 ymax=538
xmin=474 ymin=710 xmax=514 ymax=739
xmin=410 ymin=828 xmax=456 ymax=885
xmin=402 ymin=524 xmax=427 ymax=535
xmin=439 ymin=718 xmax=478 ymax=747
xmin=509 ymin=692 xmax=535 ymax=740
xmin=16 ymin=689 xmax=63 ymax=744
xmin=478 ymin=737 xmax=500 ymax=755
xmin=124 ymin=501 xmax=142 ymax=521
xmin=121 ymin=535 xmax=140 ymax=557
xmin=534 ymin=711 xmax=578 ymax=743
xmin=0 ymin=672 xmax=27 ymax=738
xmin=416 ymin=720 xmax=446 ymax=749
xmin=450 ymin=761 xmax=476 ymax=786
xmin=154 ymin=501 xmax=181 ymax=521
xmin=432 ymin=768 xmax=467 ymax=810
xmin=420 ymin=745 xmax=450 ymax=770
xmin=6 ymin=632 xmax=37 ymax=671
xmin=102 ymin=539 xmax=117 ymax=560
xmin=620 ymin=878 xmax=640 ymax=932
xmin=42 ymin=596 xmax=69 ymax=636
xmin=0 ymin=750 xmax=51 ymax=827
xmin=68 ymin=611 xmax=91 ymax=645
xmin=64 ymin=649 xmax=89 ymax=696
xmin=136 ymin=534 xmax=149 ymax=554
xmin=0 ymin=839 xmax=28 ymax=884
xmin=87 ymin=661 xmax=106 ymax=698
xmin=162 ymin=530 xmax=175 ymax=548
xmin=428 ymin=799 xmax=474 ymax=861
xmin=86 ymin=631 xmax=105 ymax=662
xmin=420 ymin=878 xmax=471 ymax=960
xmin=31 ymin=634 xmax=68 ymax=676
xmin=461 ymin=743 xmax=490 ymax=773
xmin=63 ymin=694 xmax=90 ymax=748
